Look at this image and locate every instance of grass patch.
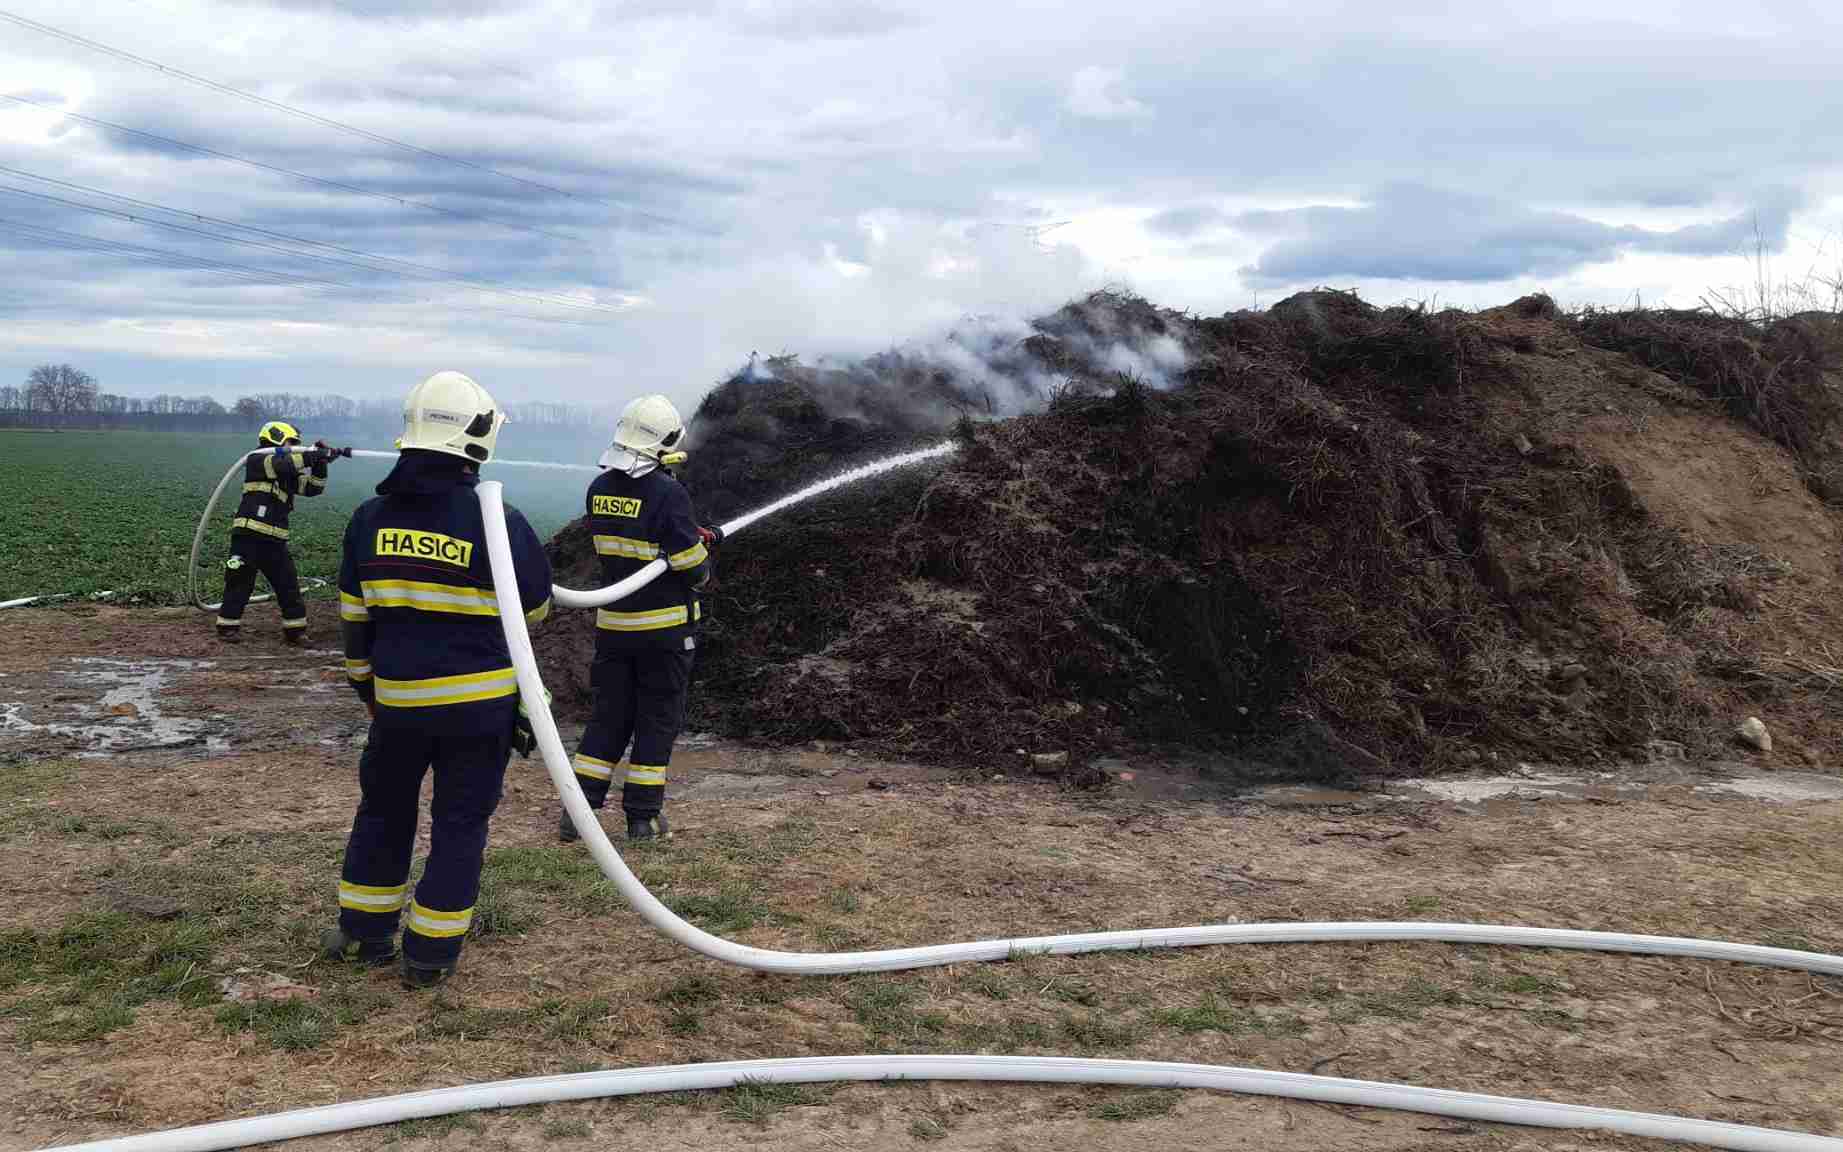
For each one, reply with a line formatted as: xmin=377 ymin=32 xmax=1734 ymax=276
xmin=1154 ymin=994 xmax=1307 ymax=1038
xmin=719 ymin=1081 xmax=833 ymax=1126
xmin=709 ymin=818 xmax=818 ymax=867
xmin=471 ymin=873 xmax=545 ymax=939
xmin=418 ymin=996 xmax=611 ymax=1044
xmin=843 ymin=977 xmax=948 ymax=1048
xmin=1401 ymin=894 xmax=1442 ymax=916
xmin=1 ymin=909 xmax=224 ymax=1044
xmin=542 ymin=1115 xmax=592 ymax=1140
xmin=1058 ymin=1012 xmax=1139 ymax=1049
xmin=385 ymin=1113 xmax=485 ymax=1142
xmin=1089 ymin=1089 xmax=1180 ymax=1122
xmin=217 ymin=999 xmax=330 ymax=1050
xmin=1329 ymin=977 xmax=1464 ymax=1023
xmin=1492 ymin=972 xmax=1562 ymax=997
xmin=666 ymin=884 xmax=770 ymax=935
xmin=957 ymin=966 xmax=1010 ymax=1001
xmin=0 ymin=762 xmax=88 ymax=838
xmin=480 ymin=844 xmax=622 ymax=916
xmin=656 ymin=973 xmax=721 ymax=1036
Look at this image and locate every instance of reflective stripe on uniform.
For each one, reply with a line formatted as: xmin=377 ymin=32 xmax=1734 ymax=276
xmin=526 ymin=598 xmax=552 ymax=625
xmin=625 ymin=764 xmax=667 ymax=786
xmin=338 ymin=880 xmax=407 ymax=913
xmin=372 ymin=666 xmax=518 ymax=708
xmin=282 ymin=617 xmax=307 ymax=630
xmin=232 ymin=516 xmax=289 ymax=539
xmin=215 ymin=616 xmax=240 ymax=628
xmin=667 ymin=540 xmax=709 ymax=571
xmin=262 ymin=451 xmax=306 ymax=481
xmin=573 ymin=753 xmax=616 ymax=781
xmin=360 ymin=579 xmax=499 ymax=617
xmin=345 ymin=659 xmax=372 ymax=682
xmin=406 ymin=900 xmax=473 ymax=939
xmin=303 ymin=474 xmax=326 ymax=491
xmin=595 ymin=605 xmax=689 ymax=631
xmin=593 ymin=534 xmax=659 ymax=560
xmin=339 ymin=592 xmax=370 ymax=621
xmin=242 ymin=481 xmax=289 ymax=499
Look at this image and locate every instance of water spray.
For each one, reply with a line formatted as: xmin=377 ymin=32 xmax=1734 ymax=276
xmin=552 ymin=440 xmax=956 ymax=609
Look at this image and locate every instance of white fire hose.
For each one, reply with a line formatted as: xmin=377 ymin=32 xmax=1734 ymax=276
xmin=41 ymin=462 xmax=1843 ymax=1152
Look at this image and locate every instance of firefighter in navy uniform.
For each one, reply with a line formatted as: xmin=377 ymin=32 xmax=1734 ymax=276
xmin=559 ymin=394 xmax=718 ymax=844
xmin=216 ymin=420 xmax=349 ymax=644
xmin=321 ymin=371 xmax=553 ymax=989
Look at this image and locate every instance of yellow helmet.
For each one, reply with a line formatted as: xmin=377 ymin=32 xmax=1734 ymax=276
xmin=258 ymin=420 xmax=301 ymax=447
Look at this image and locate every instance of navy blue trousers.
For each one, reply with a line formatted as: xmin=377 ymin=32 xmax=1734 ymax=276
xmin=336 ymin=699 xmax=513 ymax=967
xmin=217 ymin=532 xmax=307 ymax=633
xmin=570 ymin=648 xmax=694 ymax=819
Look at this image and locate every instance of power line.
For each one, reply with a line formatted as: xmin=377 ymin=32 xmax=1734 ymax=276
xmin=0 ymin=217 xmax=601 ymax=325
xmin=0 ymin=92 xmax=581 ymax=245
xmin=0 ymin=7 xmax=680 ymax=228
xmin=0 ymin=164 xmax=628 ymax=314
xmin=0 ymin=216 xmax=353 ymax=289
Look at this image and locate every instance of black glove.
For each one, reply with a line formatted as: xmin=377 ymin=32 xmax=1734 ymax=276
xmin=698 ymin=525 xmax=724 ymax=546
xmin=512 ymin=711 xmax=536 ymax=758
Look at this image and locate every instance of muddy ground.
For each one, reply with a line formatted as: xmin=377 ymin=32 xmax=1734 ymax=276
xmin=1 ymin=604 xmax=1840 ymax=1151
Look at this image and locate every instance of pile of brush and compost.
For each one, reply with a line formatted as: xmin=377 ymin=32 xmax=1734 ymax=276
xmin=535 ymin=290 xmax=1843 ymax=781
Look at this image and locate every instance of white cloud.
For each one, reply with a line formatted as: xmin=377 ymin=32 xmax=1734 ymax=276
xmin=2 ymin=0 xmax=1842 ymax=403
xmin=1065 ymin=66 xmax=1151 ymax=121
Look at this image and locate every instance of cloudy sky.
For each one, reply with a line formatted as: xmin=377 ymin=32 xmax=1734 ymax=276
xmin=2 ymin=0 xmax=1841 ymax=412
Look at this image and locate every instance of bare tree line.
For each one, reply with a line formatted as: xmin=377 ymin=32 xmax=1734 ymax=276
xmin=3 ymin=364 xmax=615 ymax=430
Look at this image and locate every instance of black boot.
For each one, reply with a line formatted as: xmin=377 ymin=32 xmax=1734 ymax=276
xmin=626 ymin=813 xmax=669 ymax=842
xmin=320 ymin=927 xmax=397 ymax=966
xmin=216 ymin=625 xmax=241 ymax=644
xmin=282 ymin=630 xmax=306 ymax=647
xmin=558 ymin=807 xmax=581 ymax=843
xmin=400 ymin=956 xmax=453 ymax=990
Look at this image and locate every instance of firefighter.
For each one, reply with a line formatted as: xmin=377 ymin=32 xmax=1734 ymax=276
xmin=558 ymin=394 xmax=718 ymax=844
xmin=216 ymin=421 xmax=349 ymax=644
xmin=321 ymin=371 xmax=553 ymax=989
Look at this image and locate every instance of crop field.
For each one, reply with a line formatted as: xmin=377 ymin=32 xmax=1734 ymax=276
xmin=0 ymin=429 xmax=590 ymax=604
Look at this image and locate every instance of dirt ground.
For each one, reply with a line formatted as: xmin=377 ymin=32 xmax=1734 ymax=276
xmin=1 ymin=604 xmax=1840 ymax=1151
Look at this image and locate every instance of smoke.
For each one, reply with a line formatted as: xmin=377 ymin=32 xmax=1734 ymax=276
xmin=722 ymin=290 xmax=1197 ymax=433
xmin=678 ymin=290 xmax=1196 ymax=520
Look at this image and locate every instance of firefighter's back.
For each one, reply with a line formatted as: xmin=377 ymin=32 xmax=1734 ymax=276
xmin=344 ymin=480 xmax=522 ymax=708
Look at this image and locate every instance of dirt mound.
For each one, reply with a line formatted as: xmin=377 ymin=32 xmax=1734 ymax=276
xmin=533 ymin=291 xmax=1843 ymax=780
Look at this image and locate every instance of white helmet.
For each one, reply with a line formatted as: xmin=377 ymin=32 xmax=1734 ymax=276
xmin=397 ymin=370 xmax=505 ymax=464
xmin=599 ymin=394 xmax=684 ymax=473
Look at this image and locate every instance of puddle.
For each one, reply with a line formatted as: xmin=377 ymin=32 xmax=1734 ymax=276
xmin=1396 ymin=773 xmax=1591 ymax=803
xmin=1 ymin=657 xmax=216 ymax=753
xmin=1696 ymin=773 xmax=1843 ymax=802
xmin=1389 ymin=767 xmax=1843 ymax=806
xmin=678 ymin=771 xmax=798 ymax=799
xmin=1258 ymin=786 xmax=1389 ymax=807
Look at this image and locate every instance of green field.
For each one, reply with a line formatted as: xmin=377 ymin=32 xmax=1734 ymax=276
xmin=0 ymin=429 xmax=591 ymax=604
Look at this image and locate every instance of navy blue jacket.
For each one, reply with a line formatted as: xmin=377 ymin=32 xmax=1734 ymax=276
xmin=339 ymin=451 xmax=552 ymax=709
xmin=232 ymin=446 xmax=329 ymax=540
xmin=586 ymin=466 xmax=709 ymax=651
